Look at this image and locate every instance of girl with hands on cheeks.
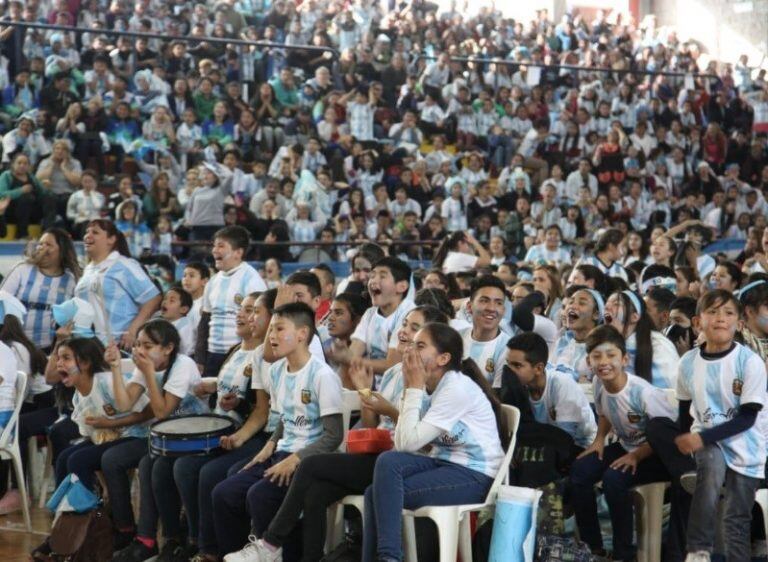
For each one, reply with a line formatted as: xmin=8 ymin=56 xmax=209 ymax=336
xmin=569 ymin=325 xmax=676 ymax=562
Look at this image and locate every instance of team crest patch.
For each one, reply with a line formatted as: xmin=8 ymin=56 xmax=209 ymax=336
xmin=103 ymin=404 xmax=117 ymax=416
xmin=301 ymin=389 xmax=312 ymax=404
xmin=627 ymin=412 xmax=642 ymax=424
xmin=733 ymin=379 xmax=743 ymax=396
xmin=234 ymin=293 xmax=244 ymax=305
xmin=485 ymin=358 xmax=495 ymax=374
xmin=243 ymin=364 xmax=253 ymax=378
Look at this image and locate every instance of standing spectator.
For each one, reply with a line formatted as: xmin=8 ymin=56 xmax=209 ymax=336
xmin=65 ymin=170 xmax=105 ymax=239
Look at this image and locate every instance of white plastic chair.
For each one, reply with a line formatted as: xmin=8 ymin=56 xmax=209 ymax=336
xmin=0 ymin=372 xmax=31 ymax=531
xmin=402 ymin=404 xmax=521 ymax=562
xmin=340 ymin=390 xmax=360 ymax=451
xmin=631 ymin=388 xmax=677 ymax=562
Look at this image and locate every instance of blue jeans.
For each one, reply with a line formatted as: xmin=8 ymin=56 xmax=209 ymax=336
xmin=55 ymin=436 xmax=139 ymax=490
xmin=362 ymin=451 xmax=493 ymax=562
xmin=173 ymin=434 xmax=266 ymax=551
xmin=569 ymin=441 xmax=669 ymax=560
xmin=211 ymin=451 xmax=292 ymax=556
xmin=100 ymin=437 xmax=148 ymax=529
xmin=687 ymin=444 xmax=760 ymax=561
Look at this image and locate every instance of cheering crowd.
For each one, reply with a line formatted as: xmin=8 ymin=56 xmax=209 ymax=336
xmin=0 ymin=0 xmax=764 ymax=561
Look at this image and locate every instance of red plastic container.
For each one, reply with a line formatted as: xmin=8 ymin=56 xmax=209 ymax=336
xmin=346 ymin=428 xmax=393 ymax=454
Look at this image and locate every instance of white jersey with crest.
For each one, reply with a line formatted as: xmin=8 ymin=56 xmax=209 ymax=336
xmin=72 ymin=371 xmax=150 ymax=439
xmin=594 ymin=373 xmax=677 ymax=452
xmin=214 ymin=347 xmax=253 ymax=424
xmin=421 ymin=370 xmax=504 ymax=478
xmin=553 ymin=331 xmax=589 ymax=382
xmin=530 ymin=366 xmax=597 ymax=447
xmin=250 ymin=344 xmax=278 ymax=433
xmin=269 ymin=355 xmax=343 ymax=454
xmin=677 ymin=343 xmax=768 ymax=478
xmin=460 ymin=327 xmax=509 ymax=389
xmin=351 ymin=298 xmax=415 ymax=360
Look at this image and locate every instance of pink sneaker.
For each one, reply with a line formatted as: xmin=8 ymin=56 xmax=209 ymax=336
xmin=0 ymin=489 xmax=22 ymax=515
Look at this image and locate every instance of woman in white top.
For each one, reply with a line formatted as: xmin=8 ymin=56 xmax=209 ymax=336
xmin=363 ymin=323 xmax=504 ymax=561
xmin=433 ymin=231 xmax=491 ymax=275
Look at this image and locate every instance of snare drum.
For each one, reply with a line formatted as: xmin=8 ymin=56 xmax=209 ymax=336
xmin=149 ymin=414 xmax=236 ymax=457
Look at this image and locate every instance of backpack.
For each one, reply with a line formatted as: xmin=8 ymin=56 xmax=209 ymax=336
xmin=534 ymin=535 xmax=593 ymax=562
xmin=38 ymin=508 xmax=113 ymax=562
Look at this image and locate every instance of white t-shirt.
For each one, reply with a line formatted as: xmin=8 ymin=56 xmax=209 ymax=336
xmin=677 ymin=343 xmax=767 ymax=478
xmin=173 ymin=315 xmax=196 ymax=357
xmin=442 ymin=251 xmax=478 ymax=274
xmin=72 ymin=371 xmax=150 ymax=439
xmin=203 ymin=262 xmax=267 ymax=354
xmin=530 ymin=367 xmax=598 ymax=447
xmin=128 ymin=354 xmax=209 ymax=417
xmin=352 ymin=298 xmax=415 ymax=361
xmin=460 ymin=327 xmax=509 ymax=388
xmin=594 ymin=373 xmax=677 ymax=452
xmin=269 ymin=355 xmax=343 ymax=454
xmin=250 ymin=344 xmax=278 ymax=433
xmin=421 ymin=370 xmax=504 ymax=478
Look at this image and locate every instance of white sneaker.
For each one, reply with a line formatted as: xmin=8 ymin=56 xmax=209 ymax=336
xmin=223 ymin=536 xmax=261 ymax=562
xmin=254 ymin=539 xmax=282 ymax=562
xmin=684 ymin=551 xmax=711 ymax=562
xmin=679 ymin=472 xmax=697 ymax=495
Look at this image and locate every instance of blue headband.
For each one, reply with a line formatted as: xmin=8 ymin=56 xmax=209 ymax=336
xmin=738 ymin=280 xmax=768 ymax=302
xmin=584 ymin=289 xmax=605 ymax=322
xmin=641 ymin=276 xmax=677 ymax=295
xmin=622 ymin=290 xmax=643 ymax=314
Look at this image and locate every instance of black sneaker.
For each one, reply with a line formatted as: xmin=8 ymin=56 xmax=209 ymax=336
xmin=113 ymin=530 xmax=135 ymax=552
xmin=111 ymin=539 xmax=158 ymax=562
xmin=155 ymin=539 xmax=182 ymax=562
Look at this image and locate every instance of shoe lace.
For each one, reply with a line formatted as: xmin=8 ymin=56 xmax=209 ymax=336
xmin=242 ymin=534 xmax=260 ymax=553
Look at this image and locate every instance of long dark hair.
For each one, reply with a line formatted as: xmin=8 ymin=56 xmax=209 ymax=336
xmin=1 ymin=315 xmax=46 ymax=375
xmin=86 ymin=219 xmax=132 ymax=258
xmin=30 ymin=227 xmax=82 ymax=279
xmin=59 ymin=337 xmax=108 ymax=376
xmin=612 ymin=290 xmax=653 ymax=383
xmin=432 ymin=231 xmax=467 ymax=270
xmin=138 ymin=319 xmax=180 ymax=388
xmin=419 ymin=322 xmax=505 ymax=444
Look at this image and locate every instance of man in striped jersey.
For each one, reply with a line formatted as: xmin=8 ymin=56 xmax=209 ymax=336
xmin=195 ymin=226 xmax=267 ymax=377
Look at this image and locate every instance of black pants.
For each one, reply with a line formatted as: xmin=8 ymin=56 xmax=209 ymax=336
xmin=264 ymin=453 xmax=379 ymax=562
xmin=646 ymin=417 xmax=696 ymax=562
xmin=4 ymin=191 xmax=56 ymax=237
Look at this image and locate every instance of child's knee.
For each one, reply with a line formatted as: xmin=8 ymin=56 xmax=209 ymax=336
xmin=569 ymin=456 xmax=600 ymax=485
xmin=601 ymin=467 xmax=632 ymax=492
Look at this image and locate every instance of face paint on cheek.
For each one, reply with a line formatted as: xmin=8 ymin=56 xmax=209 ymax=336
xmin=758 ymin=315 xmax=768 ymax=330
xmin=148 ymin=350 xmax=165 ymax=364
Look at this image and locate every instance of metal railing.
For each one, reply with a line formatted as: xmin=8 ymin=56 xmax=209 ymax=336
xmin=2 ymin=20 xmax=340 ymax=61
xmin=415 ymin=54 xmax=718 ymax=79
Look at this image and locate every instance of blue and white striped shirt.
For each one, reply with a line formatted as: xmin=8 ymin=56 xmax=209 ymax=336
xmin=2 ymin=262 xmax=76 ymax=348
xmin=203 ymin=262 xmax=267 ymax=354
xmin=214 ymin=347 xmax=253 ymax=424
xmin=75 ymin=252 xmax=160 ymax=343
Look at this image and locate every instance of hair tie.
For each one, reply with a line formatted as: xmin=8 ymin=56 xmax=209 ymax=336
xmin=584 ymin=289 xmax=605 ymax=323
xmin=738 ymin=280 xmax=768 ymax=302
xmin=622 ymin=290 xmax=643 ymax=315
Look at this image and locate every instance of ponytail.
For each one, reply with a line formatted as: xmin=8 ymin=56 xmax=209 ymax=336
xmin=616 ymin=291 xmax=653 ymax=383
xmin=432 ymin=231 xmax=465 ymax=271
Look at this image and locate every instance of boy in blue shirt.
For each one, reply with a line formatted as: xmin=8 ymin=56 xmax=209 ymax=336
xmin=212 ymin=303 xmax=343 ymax=561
